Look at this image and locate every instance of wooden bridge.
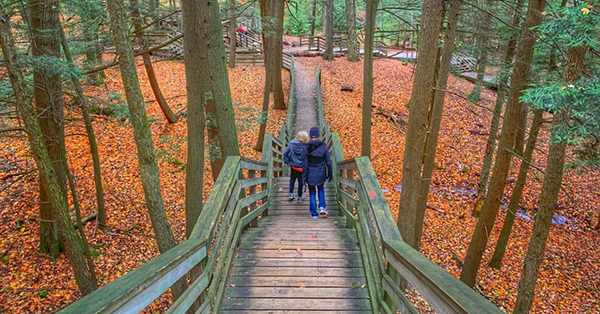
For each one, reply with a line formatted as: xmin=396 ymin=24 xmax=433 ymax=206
xmin=57 ymin=61 xmax=504 ymax=314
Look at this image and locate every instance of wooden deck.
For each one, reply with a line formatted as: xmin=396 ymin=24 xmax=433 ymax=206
xmin=221 ymin=177 xmax=372 ymax=313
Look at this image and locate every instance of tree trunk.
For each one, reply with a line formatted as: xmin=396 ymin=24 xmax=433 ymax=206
xmin=309 ymin=0 xmax=317 ymax=47
xmin=469 ymin=36 xmax=488 ymax=102
xmin=344 ymin=0 xmax=359 ymax=62
xmin=473 ymin=0 xmax=524 ymax=217
xmin=323 ymin=0 xmax=334 ymax=60
xmin=513 ymin=45 xmax=586 ymax=314
xmin=413 ymin=0 xmax=461 ymax=249
xmin=489 ymin=109 xmax=543 ymax=269
xmin=397 ymin=0 xmax=444 ymax=250
xmin=181 ymin=0 xmax=204 ymax=238
xmin=272 ymin=0 xmax=286 ymax=109
xmin=229 ymin=0 xmax=237 ymax=68
xmin=260 ymin=0 xmax=270 ymax=67
xmin=83 ymin=2 xmax=106 ymax=86
xmin=360 ymin=0 xmax=379 ymax=158
xmin=132 ymin=0 xmax=179 ymax=124
xmin=0 ymin=6 xmax=98 ymax=295
xmin=460 ymin=0 xmax=545 ymax=288
xmin=256 ymin=0 xmax=277 ymax=151
xmin=30 ymin=0 xmax=67 ymax=259
xmin=59 ymin=25 xmax=106 ymax=228
xmin=193 ymin=0 xmax=240 ymax=181
xmin=106 ymin=0 xmax=186 ymax=298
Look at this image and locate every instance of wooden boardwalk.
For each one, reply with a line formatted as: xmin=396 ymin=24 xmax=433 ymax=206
xmin=221 ymin=177 xmax=372 ymax=313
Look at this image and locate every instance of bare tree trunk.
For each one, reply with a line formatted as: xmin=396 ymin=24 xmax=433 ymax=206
xmin=260 ymin=0 xmax=270 ymax=67
xmin=30 ymin=0 xmax=67 ymax=259
xmin=191 ymin=0 xmax=240 ymax=181
xmin=414 ymin=0 xmax=461 ymax=249
xmin=132 ymin=0 xmax=179 ymax=124
xmin=256 ymin=0 xmax=277 ymax=151
xmin=473 ymin=0 xmax=524 ymax=217
xmin=83 ymin=2 xmax=106 ymax=86
xmin=180 ymin=0 xmax=204 ymax=238
xmin=106 ymin=0 xmax=186 ymax=298
xmin=272 ymin=0 xmax=286 ymax=109
xmin=309 ymin=0 xmax=317 ymax=47
xmin=513 ymin=46 xmax=587 ymax=314
xmin=59 ymin=25 xmax=106 ymax=228
xmin=229 ymin=0 xmax=237 ymax=68
xmin=323 ymin=0 xmax=334 ymax=60
xmin=513 ymin=45 xmax=586 ymax=314
xmin=489 ymin=109 xmax=543 ymax=269
xmin=397 ymin=0 xmax=444 ymax=250
xmin=469 ymin=35 xmax=489 ymax=102
xmin=460 ymin=0 xmax=545 ymax=288
xmin=360 ymin=0 xmax=379 ymax=158
xmin=344 ymin=0 xmax=359 ymax=62
xmin=0 ymin=6 xmax=98 ymax=295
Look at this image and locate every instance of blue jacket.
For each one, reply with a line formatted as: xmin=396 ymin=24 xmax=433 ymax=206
xmin=283 ymin=139 xmax=308 ymax=170
xmin=305 ymin=140 xmax=332 ymax=186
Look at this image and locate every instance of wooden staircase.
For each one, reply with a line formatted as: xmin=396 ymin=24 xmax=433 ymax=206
xmin=221 ymin=178 xmax=372 ymax=313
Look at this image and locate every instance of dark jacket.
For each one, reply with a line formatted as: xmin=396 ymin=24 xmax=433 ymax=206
xmin=306 ymin=140 xmax=332 ymax=186
xmin=283 ymin=139 xmax=308 ymax=170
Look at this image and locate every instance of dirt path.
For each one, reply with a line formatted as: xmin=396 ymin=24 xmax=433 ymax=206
xmin=292 ymin=59 xmax=318 ymax=134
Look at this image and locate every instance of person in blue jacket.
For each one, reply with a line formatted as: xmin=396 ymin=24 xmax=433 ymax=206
xmin=305 ymin=126 xmax=332 ymax=218
xmin=283 ymin=131 xmax=309 ymax=202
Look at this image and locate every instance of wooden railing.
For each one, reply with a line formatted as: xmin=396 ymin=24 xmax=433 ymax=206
xmin=58 ymin=132 xmax=290 ymax=314
xmin=315 ymin=69 xmax=505 ymax=314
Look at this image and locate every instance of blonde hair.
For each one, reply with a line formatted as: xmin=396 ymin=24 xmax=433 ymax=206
xmin=296 ymin=131 xmax=309 ymax=143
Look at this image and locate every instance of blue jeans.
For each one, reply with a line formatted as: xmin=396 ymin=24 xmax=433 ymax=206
xmin=308 ymin=184 xmax=326 ymax=217
xmin=289 ymin=168 xmax=303 ymax=197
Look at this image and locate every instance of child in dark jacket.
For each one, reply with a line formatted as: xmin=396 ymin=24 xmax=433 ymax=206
xmin=305 ymin=127 xmax=332 ymax=218
xmin=284 ymin=131 xmax=309 ymax=202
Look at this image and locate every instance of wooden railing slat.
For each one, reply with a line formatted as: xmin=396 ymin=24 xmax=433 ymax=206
xmin=166 ymin=272 xmax=209 ymax=314
xmin=240 ymin=177 xmax=269 ymax=188
xmin=239 ymin=190 xmax=268 ymax=208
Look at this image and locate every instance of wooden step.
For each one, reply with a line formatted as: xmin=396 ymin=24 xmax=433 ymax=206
xmin=236 ymin=249 xmax=361 ymax=259
xmin=233 ymin=258 xmax=362 ymax=268
xmin=227 ymin=276 xmax=367 ymax=288
xmin=220 ymin=298 xmax=371 ymax=311
xmin=224 ymin=287 xmax=369 ymax=299
xmin=232 ymin=267 xmax=364 ymax=277
xmin=239 ymin=241 xmax=357 ymax=251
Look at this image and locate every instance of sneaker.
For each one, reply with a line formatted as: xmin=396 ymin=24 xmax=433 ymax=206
xmin=311 ymin=215 xmax=318 ymax=219
xmin=289 ymin=193 xmax=295 ymax=201
xmin=297 ymin=195 xmax=305 ymax=203
xmin=319 ymin=207 xmax=327 ymax=217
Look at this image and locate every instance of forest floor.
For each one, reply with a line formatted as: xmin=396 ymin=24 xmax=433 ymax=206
xmin=0 ymin=55 xmax=599 ymax=313
xmin=0 ymin=58 xmax=289 ymax=313
xmin=298 ymin=56 xmax=600 ymax=313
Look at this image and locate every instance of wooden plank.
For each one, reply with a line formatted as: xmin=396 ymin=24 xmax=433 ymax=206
xmin=232 ymin=267 xmax=365 ymax=277
xmin=220 ymin=298 xmax=371 ymax=311
xmin=241 ymin=233 xmax=357 ymax=242
xmin=238 ymin=242 xmax=357 ymax=251
xmin=57 ymin=240 xmax=207 ymax=314
xmin=165 ymin=272 xmax=209 ymax=314
xmin=384 ymin=243 xmax=504 ymax=314
xmin=339 ymin=177 xmax=357 ymax=189
xmin=224 ymin=287 xmax=369 ymax=299
xmin=239 ymin=190 xmax=268 ymax=208
xmin=240 ymin=177 xmax=268 ymax=188
xmin=241 ymin=202 xmax=269 ymax=226
xmin=382 ymin=273 xmax=419 ymax=314
xmin=233 ymin=258 xmax=362 ymax=268
xmin=228 ymin=276 xmax=367 ymax=288
xmin=189 ymin=156 xmax=240 ymax=240
xmin=237 ymin=249 xmax=361 ymax=259
xmin=221 ymin=311 xmax=371 ymax=314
